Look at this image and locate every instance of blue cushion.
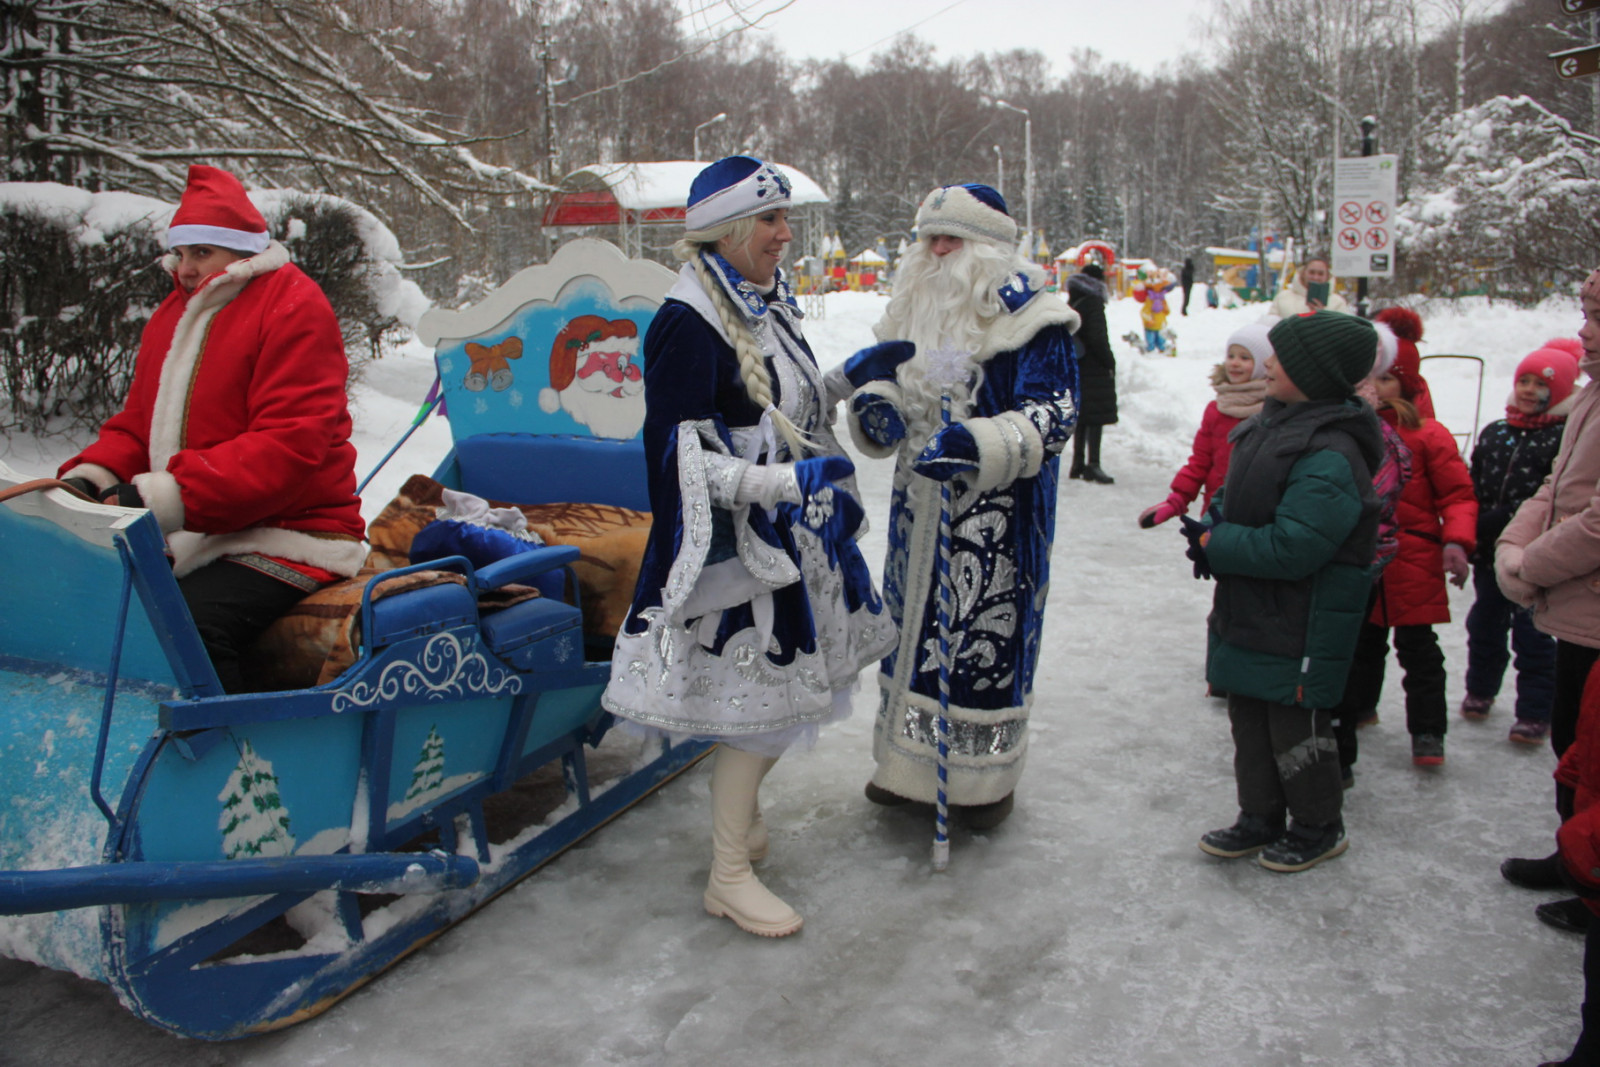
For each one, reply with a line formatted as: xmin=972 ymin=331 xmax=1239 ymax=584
xmin=451 ymin=434 xmax=648 ymax=511
xmin=480 ymin=598 xmax=583 ymax=672
xmin=368 ymin=583 xmax=477 ymax=647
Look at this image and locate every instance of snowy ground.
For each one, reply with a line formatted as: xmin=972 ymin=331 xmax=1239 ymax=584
xmin=1 ymin=289 xmax=1593 ymax=1065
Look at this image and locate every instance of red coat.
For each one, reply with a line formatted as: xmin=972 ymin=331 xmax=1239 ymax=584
xmin=1556 ymin=662 xmax=1600 ymax=914
xmin=1369 ymin=411 xmax=1477 ymax=627
xmin=61 ymin=243 xmax=366 ymax=578
xmin=1171 ymin=401 xmax=1242 ymax=512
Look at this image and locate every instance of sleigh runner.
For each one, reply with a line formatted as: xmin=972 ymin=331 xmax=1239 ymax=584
xmin=0 ymin=239 xmax=705 ymax=1039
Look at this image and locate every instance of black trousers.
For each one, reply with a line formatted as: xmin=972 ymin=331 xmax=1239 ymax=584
xmin=1561 ymin=917 xmax=1600 ymax=1065
xmin=1340 ymin=619 xmax=1449 ymax=741
xmin=1071 ymin=423 xmax=1103 ymax=469
xmin=1554 ymin=640 xmax=1600 ymax=759
xmin=1229 ymin=695 xmax=1343 ymax=828
xmin=177 ymin=559 xmax=309 ymax=693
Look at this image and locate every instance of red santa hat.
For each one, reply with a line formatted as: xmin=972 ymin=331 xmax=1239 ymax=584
xmin=1373 ymin=306 xmax=1425 ymax=400
xmin=167 ymin=165 xmax=270 ymax=254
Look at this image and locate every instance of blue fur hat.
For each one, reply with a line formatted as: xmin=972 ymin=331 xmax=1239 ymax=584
xmin=685 ymin=156 xmax=793 ymax=233
xmin=914 ymin=183 xmax=1017 ymax=246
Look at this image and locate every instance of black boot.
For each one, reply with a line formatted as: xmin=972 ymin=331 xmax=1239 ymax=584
xmin=1536 ymin=897 xmax=1592 ymax=934
xmin=955 ymin=793 xmax=1014 ymax=830
xmin=1081 ymin=464 xmax=1115 ymax=485
xmin=1258 ymin=819 xmax=1348 ymax=872
xmin=1068 ymin=429 xmax=1086 ymax=479
xmin=1503 ymin=852 xmax=1565 ymax=890
xmin=1199 ymin=812 xmax=1283 ymax=858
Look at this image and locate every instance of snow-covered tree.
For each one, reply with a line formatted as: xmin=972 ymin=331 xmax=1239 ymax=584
xmin=1399 ymin=94 xmax=1600 ymax=296
xmin=404 ymin=726 xmax=445 ymax=804
xmin=217 ymin=739 xmax=296 ymax=860
xmin=1 ymin=0 xmax=551 ymax=224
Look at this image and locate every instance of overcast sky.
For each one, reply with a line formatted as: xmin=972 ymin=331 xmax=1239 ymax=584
xmin=705 ymin=0 xmax=1214 ymax=74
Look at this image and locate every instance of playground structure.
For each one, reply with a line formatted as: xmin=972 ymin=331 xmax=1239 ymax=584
xmin=0 ymin=239 xmax=712 ymax=1040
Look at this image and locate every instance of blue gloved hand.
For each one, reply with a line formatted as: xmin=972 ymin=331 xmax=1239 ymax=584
xmin=841 ymin=340 xmax=916 ymax=388
xmin=786 ymin=455 xmax=864 ymax=545
xmin=912 ymin=421 xmax=980 ymax=482
xmin=850 ymin=391 xmax=908 ymax=448
xmin=1179 ymin=514 xmax=1215 ymax=581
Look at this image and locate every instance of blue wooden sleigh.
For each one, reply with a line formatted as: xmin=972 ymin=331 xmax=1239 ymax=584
xmin=0 ymin=240 xmax=705 ymax=1039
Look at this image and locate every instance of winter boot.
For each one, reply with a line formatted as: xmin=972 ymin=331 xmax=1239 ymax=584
xmin=1536 ymin=897 xmax=1593 ymax=935
xmin=1258 ymin=820 xmax=1348 ymax=872
xmin=1081 ymin=464 xmax=1115 ymax=485
xmin=1510 ymin=719 xmax=1551 ymax=745
xmin=747 ymin=754 xmax=777 ymax=862
xmin=1503 ymin=853 xmax=1565 ymax=890
xmin=1198 ymin=812 xmax=1285 ymax=859
xmin=704 ymin=747 xmax=801 ymax=937
xmin=1411 ymin=734 xmax=1445 ymax=766
xmin=1460 ymin=693 xmax=1494 ymax=720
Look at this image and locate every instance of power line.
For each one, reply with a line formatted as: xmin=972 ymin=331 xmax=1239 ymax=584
xmin=842 ymin=0 xmax=977 ymax=62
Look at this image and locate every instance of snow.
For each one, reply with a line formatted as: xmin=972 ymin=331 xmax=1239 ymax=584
xmin=0 ymin=287 xmax=1594 ymax=1064
xmin=563 ymin=161 xmax=831 ymax=211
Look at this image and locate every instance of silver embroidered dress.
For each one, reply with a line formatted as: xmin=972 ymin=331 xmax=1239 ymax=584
xmin=602 ymin=259 xmax=896 ymax=756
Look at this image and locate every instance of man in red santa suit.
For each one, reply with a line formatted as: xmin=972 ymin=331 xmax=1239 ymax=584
xmin=59 ymin=164 xmax=367 ymax=692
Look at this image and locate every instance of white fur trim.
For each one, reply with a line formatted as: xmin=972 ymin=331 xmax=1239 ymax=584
xmin=845 ymin=380 xmax=904 ymax=460
xmin=539 ymin=387 xmax=560 ymax=413
xmin=147 ymin=241 xmax=291 ymax=472
xmin=975 ymin=291 xmax=1079 ymax=361
xmin=666 ymin=263 xmax=732 ymax=346
xmin=914 ymin=185 xmax=1017 ymax=246
xmin=131 ymin=470 xmax=184 ymax=533
xmin=166 ymin=525 xmax=367 ymax=580
xmin=966 ymin=415 xmax=1021 ymax=493
xmin=60 ymin=462 xmax=118 ymax=493
xmin=167 ymin=223 xmax=270 ymax=254
xmin=994 ymin=410 xmax=1046 ymax=480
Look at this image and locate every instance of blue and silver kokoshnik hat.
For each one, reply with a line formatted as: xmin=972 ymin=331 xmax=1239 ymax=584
xmin=685 ymin=156 xmax=793 ymax=233
xmin=914 ymin=182 xmax=1018 ymax=246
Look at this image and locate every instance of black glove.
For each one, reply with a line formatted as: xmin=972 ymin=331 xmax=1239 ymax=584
xmin=101 ymin=483 xmax=145 ymax=508
xmin=1179 ymin=514 xmax=1213 ymax=581
xmin=58 ymin=476 xmax=99 ymax=500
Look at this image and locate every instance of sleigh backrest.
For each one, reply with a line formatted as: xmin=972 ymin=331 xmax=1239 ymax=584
xmin=416 ymin=239 xmax=675 ymax=508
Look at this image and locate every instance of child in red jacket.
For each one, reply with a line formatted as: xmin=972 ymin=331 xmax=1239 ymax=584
xmin=1339 ymin=311 xmax=1478 ymax=766
xmin=1138 ymin=321 xmax=1273 ymax=528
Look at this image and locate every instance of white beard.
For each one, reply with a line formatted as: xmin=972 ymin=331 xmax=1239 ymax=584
xmin=556 ymin=377 xmax=645 ymax=439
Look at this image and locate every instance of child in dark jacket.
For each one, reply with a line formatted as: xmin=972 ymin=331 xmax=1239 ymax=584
xmin=1187 ymin=311 xmax=1382 ymax=873
xmin=1139 ymin=321 xmax=1272 ymax=528
xmin=1463 ymin=340 xmax=1582 ymax=744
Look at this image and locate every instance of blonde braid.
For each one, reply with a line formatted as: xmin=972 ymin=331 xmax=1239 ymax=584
xmin=690 ymin=252 xmax=810 ymax=458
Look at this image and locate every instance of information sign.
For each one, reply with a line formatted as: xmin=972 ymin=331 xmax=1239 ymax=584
xmin=1330 ymin=154 xmax=1398 ymax=279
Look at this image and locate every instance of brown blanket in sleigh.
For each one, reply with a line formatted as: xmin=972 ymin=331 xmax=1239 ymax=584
xmin=245 ymin=474 xmax=651 ymax=691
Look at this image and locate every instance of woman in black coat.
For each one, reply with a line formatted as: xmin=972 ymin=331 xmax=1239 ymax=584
xmin=1065 ymin=262 xmax=1117 ymax=483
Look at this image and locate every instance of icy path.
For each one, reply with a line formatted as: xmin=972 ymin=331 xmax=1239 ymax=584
xmin=1 ymin=292 xmax=1590 ymax=1064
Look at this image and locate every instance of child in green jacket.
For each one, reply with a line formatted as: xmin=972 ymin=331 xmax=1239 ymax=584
xmin=1182 ymin=311 xmax=1383 ymax=873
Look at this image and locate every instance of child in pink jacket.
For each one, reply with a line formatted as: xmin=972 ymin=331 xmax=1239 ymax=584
xmin=1139 ymin=321 xmax=1273 ymax=528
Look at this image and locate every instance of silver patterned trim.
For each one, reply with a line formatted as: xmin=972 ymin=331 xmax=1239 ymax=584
xmin=332 ymin=632 xmax=523 ymax=712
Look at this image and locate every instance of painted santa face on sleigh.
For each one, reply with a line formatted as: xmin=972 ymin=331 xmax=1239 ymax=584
xmin=539 ymin=315 xmax=646 ymax=439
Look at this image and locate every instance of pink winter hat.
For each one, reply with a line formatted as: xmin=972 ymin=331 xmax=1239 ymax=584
xmin=167 ymin=165 xmax=270 ymax=254
xmin=1514 ymin=339 xmax=1582 ymax=415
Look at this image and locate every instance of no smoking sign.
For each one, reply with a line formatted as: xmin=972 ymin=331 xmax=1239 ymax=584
xmin=1332 ymin=154 xmax=1398 ymax=278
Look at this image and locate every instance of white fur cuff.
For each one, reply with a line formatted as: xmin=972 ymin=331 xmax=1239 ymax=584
xmin=60 ymin=462 xmax=118 ymax=493
xmin=966 ymin=412 xmax=1044 ymax=492
xmin=846 ymin=380 xmax=905 ymax=460
xmin=132 ymin=470 xmax=184 ymax=533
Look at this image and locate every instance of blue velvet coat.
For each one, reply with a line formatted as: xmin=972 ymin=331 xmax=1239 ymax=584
xmin=602 ymin=265 xmax=895 ymax=752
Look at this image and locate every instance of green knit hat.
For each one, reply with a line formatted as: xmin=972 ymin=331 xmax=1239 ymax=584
xmin=1268 ymin=311 xmax=1378 ymax=401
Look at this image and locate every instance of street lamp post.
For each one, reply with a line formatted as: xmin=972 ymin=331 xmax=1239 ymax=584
xmin=692 ymin=112 xmax=727 ymax=161
xmin=995 ymin=99 xmax=1032 ymax=241
xmin=993 ymin=144 xmax=1004 ymax=199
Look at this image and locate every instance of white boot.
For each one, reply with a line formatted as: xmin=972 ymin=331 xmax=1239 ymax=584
xmin=747 ymin=754 xmax=776 ymax=863
xmin=704 ymin=747 xmax=801 ymax=937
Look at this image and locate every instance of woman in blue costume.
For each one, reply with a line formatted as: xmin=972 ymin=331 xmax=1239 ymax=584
xmin=603 ymin=157 xmax=895 ymax=937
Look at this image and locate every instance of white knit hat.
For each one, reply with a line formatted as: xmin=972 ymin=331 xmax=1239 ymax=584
xmin=1225 ymin=321 xmax=1275 ymax=380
